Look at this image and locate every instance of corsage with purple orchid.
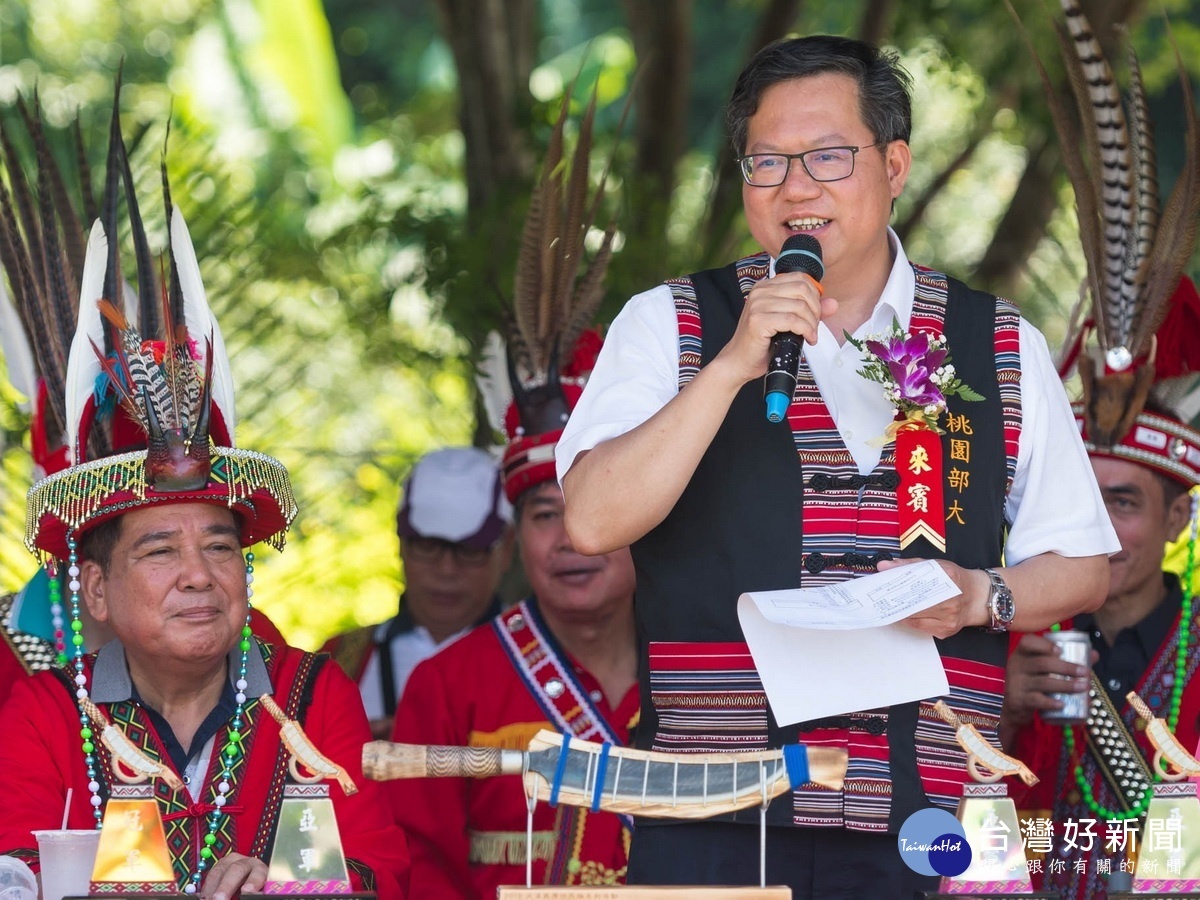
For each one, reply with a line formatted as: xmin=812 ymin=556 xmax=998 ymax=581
xmin=846 ymin=319 xmax=983 ymax=439
xmin=846 ymin=318 xmax=983 ymax=551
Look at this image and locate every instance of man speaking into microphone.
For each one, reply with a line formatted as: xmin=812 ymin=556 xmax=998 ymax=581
xmin=555 ymin=34 xmax=1117 ymax=897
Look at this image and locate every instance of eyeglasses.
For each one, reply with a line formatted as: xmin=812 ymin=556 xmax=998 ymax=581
xmin=404 ymin=536 xmax=495 ymax=567
xmin=737 ymin=143 xmax=883 ymax=187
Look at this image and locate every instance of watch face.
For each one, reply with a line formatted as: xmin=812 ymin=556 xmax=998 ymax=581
xmin=997 ymin=592 xmax=1015 ymax=622
xmin=987 ymin=570 xmax=1015 ymax=626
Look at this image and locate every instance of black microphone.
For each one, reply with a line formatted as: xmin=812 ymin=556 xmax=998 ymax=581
xmin=764 ymin=234 xmax=824 ymax=423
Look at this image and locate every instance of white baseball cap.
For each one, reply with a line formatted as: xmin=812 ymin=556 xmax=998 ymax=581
xmin=396 ymin=447 xmax=513 ymax=549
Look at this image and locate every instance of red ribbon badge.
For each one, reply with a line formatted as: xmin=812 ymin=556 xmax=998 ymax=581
xmin=895 ymin=423 xmax=946 ymax=552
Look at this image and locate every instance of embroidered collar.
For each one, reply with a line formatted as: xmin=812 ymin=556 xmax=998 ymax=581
xmin=91 ymin=637 xmax=273 ymax=703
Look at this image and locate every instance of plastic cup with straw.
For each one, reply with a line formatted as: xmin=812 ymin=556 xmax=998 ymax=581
xmin=33 ymin=789 xmax=101 ymax=900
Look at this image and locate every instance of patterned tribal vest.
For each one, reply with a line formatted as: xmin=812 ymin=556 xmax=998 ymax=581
xmin=45 ymin=643 xmax=370 ymax=888
xmin=631 ymin=253 xmax=1022 ymax=832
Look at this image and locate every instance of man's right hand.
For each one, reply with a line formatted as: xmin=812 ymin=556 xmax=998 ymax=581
xmin=1002 ymin=632 xmax=1092 ymax=729
xmin=715 ymin=271 xmax=837 ymax=385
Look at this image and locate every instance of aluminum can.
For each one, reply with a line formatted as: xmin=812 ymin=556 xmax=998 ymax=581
xmin=1040 ymin=629 xmax=1091 ymax=725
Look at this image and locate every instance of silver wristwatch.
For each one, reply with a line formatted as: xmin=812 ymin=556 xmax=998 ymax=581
xmin=983 ymin=567 xmax=1015 ymax=632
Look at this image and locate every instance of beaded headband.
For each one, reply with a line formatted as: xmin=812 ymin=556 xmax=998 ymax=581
xmin=25 ymin=447 xmax=297 ymax=563
xmin=1075 ymin=405 xmax=1200 ymax=489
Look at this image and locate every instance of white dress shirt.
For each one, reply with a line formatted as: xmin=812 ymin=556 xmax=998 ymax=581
xmin=556 ymin=231 xmax=1119 ymax=566
xmin=358 ymin=623 xmax=460 ymax=720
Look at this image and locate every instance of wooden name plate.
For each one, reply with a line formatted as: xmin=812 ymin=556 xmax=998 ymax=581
xmin=497 ymin=888 xmax=791 ymax=899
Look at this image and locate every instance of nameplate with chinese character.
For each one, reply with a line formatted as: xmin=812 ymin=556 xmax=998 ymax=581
xmin=1134 ymin=782 xmax=1200 ymax=891
xmin=497 ymin=889 xmax=792 ymax=899
xmin=941 ymin=787 xmax=1031 ymax=893
xmin=89 ymin=793 xmax=175 ymax=893
xmin=263 ymin=783 xmax=351 ymax=893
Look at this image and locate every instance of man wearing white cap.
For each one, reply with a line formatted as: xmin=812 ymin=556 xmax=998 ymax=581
xmin=325 ymin=446 xmax=514 ymax=738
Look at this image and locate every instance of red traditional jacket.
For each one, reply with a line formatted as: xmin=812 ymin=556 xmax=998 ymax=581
xmin=388 ymin=599 xmax=639 ymax=900
xmin=0 ymin=641 xmax=409 ymax=897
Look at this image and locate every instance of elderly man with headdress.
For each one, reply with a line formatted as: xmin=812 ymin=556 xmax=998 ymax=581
xmin=0 ymin=102 xmax=285 ymax=708
xmin=385 ymin=94 xmax=638 ymax=899
xmin=999 ymin=3 xmax=1200 ymax=896
xmin=0 ymin=97 xmax=408 ymax=896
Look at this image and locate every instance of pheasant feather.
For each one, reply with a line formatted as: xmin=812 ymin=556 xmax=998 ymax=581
xmin=1017 ymin=0 xmax=1200 ymax=447
xmin=1056 ymin=0 xmax=1135 ymax=351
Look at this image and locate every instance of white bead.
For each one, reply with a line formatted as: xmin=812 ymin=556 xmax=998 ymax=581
xmin=236 ymin=679 xmax=248 ymax=691
xmin=235 ymin=693 xmax=246 ymax=704
xmin=90 ymin=794 xmax=102 ymax=807
xmin=218 ymin=781 xmax=231 ymax=793
xmin=185 ymin=885 xmax=197 ymax=894
xmin=76 ymin=688 xmax=88 ymax=699
xmin=88 ymin=780 xmax=100 ymax=792
xmin=75 ymin=674 xmax=87 ymax=686
xmin=68 ymin=565 xmax=80 ymax=577
xmin=69 ymin=581 xmax=81 ymax=592
xmin=213 ymin=795 xmax=227 ymax=807
xmin=246 ymin=588 xmax=254 ymax=599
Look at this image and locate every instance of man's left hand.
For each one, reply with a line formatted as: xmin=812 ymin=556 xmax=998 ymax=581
xmin=878 ymin=557 xmax=989 ymax=639
xmin=201 ymin=852 xmax=268 ymax=900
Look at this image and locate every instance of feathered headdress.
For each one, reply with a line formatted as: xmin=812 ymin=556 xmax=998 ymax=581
xmin=480 ymin=83 xmax=619 ymax=503
xmin=18 ymin=82 xmax=296 ymax=562
xmin=1025 ymin=0 xmax=1200 ymax=487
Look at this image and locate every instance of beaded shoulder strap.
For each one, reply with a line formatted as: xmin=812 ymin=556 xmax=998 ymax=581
xmin=1081 ymin=673 xmax=1154 ymax=810
xmin=0 ymin=592 xmax=56 ymax=675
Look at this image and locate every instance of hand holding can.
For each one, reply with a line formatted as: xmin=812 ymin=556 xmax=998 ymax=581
xmin=1039 ymin=629 xmax=1092 ymax=725
xmin=1004 ymin=631 xmax=1092 ymax=729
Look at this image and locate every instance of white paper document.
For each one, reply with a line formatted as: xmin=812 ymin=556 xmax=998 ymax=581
xmin=744 ymin=559 xmax=961 ymax=630
xmin=736 ymin=563 xmax=954 ymax=725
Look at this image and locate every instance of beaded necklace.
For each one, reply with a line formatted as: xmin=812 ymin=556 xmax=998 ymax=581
xmin=1060 ymin=493 xmax=1198 ymax=821
xmin=69 ymin=539 xmax=258 ymax=893
xmin=50 ymin=571 xmax=66 ymax=666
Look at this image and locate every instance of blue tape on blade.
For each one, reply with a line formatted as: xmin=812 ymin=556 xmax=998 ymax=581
xmin=782 ymin=744 xmax=809 ymax=789
xmin=591 ymin=742 xmax=612 ymax=812
xmin=549 ymin=731 xmax=572 ymax=808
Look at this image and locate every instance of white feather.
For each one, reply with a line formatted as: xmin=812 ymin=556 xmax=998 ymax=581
xmin=171 ymin=206 xmax=236 ymax=441
xmin=122 ymin=279 xmax=138 ymax=325
xmin=476 ymin=330 xmax=512 ymax=439
xmin=65 ymin=220 xmax=109 ymax=463
xmin=0 ymin=270 xmax=37 ymax=406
